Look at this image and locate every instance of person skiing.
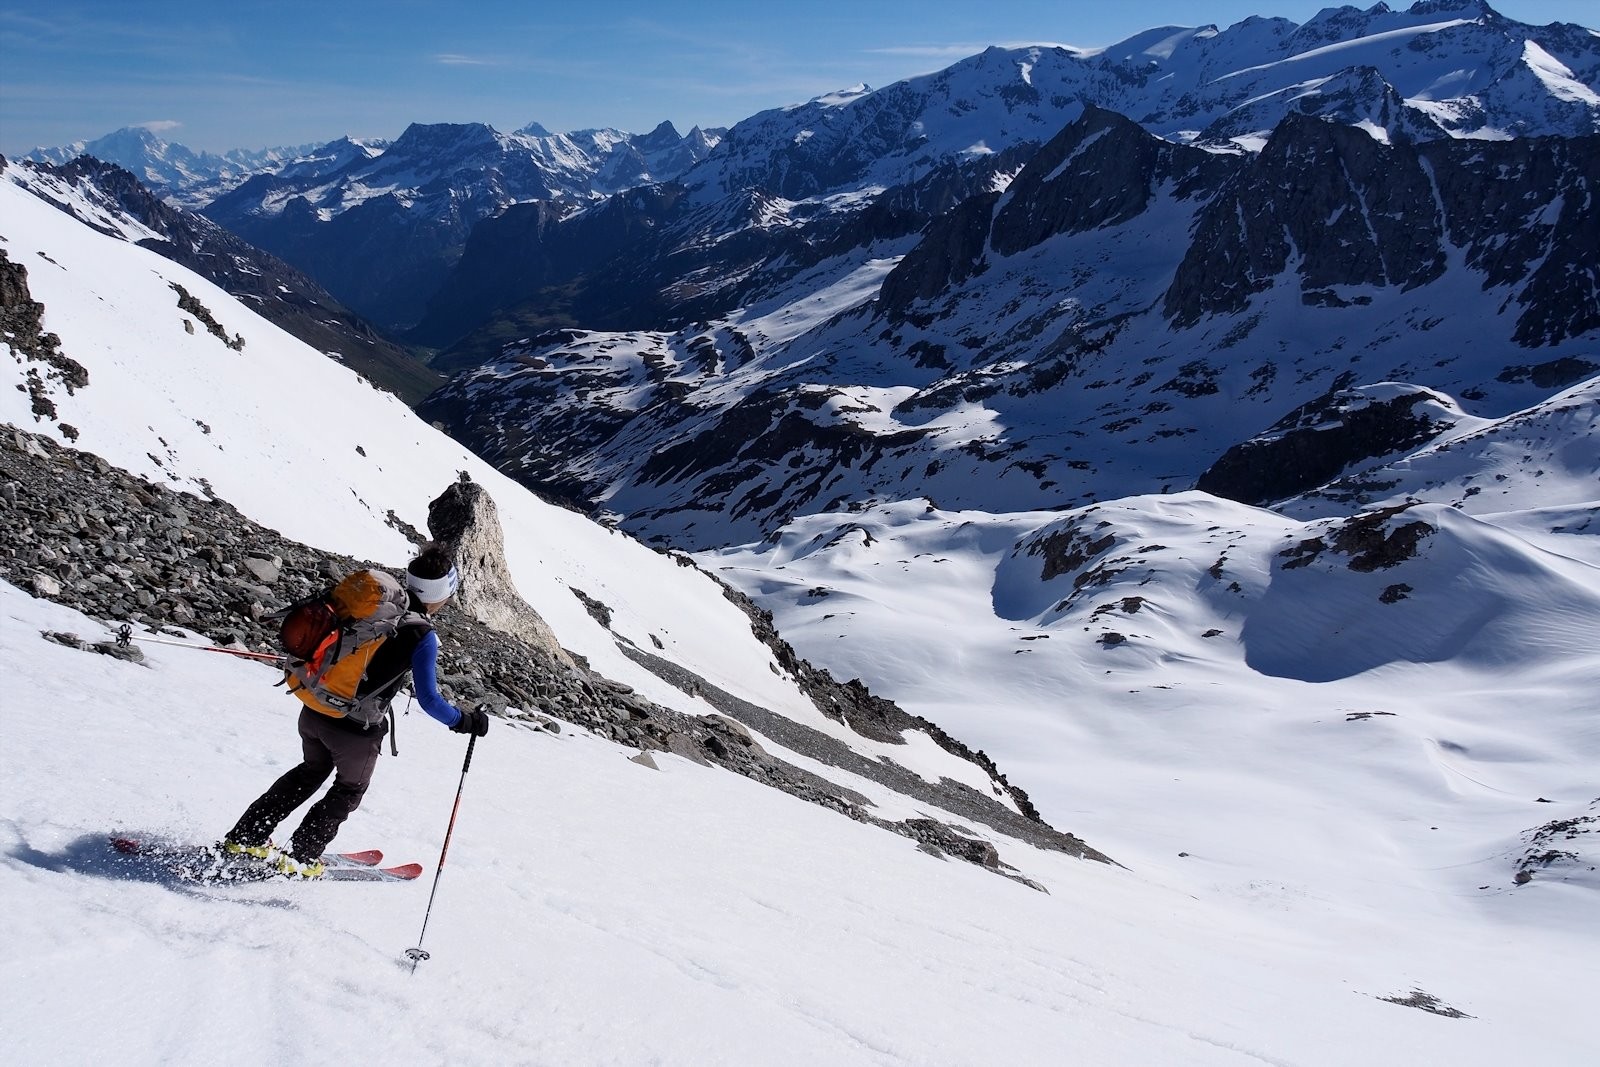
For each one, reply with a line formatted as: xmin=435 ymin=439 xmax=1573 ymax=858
xmin=222 ymin=542 xmax=490 ymax=878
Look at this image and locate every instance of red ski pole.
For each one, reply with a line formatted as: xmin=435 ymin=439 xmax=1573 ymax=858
xmin=405 ymin=731 xmax=477 ymax=972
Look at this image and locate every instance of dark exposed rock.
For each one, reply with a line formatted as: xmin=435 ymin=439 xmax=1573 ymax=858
xmin=1377 ymin=990 xmax=1474 ymax=1019
xmin=1428 ymin=132 xmax=1600 ymax=347
xmin=1496 ymin=356 xmax=1600 ymax=389
xmin=569 ymin=587 xmax=613 ymax=628
xmin=1277 ymin=505 xmax=1435 ymax=572
xmin=168 ymin=282 xmax=244 ymax=350
xmin=423 ymin=475 xmax=573 ymax=667
xmin=614 ymin=636 xmax=1109 ymax=870
xmin=710 ymin=576 xmax=1061 ymax=831
xmin=1 ymin=248 xmax=90 ymax=426
xmin=1166 ymin=116 xmax=1599 ymax=346
xmin=1166 ymin=113 xmax=1445 ymax=326
xmin=878 ymin=192 xmax=999 ymax=317
xmin=990 ymin=106 xmax=1228 ymax=256
xmin=1198 ymin=386 xmax=1452 ymax=506
xmin=1027 ymin=523 xmax=1116 ymax=583
xmin=1329 ymin=506 xmax=1434 ymax=572
xmin=879 ymin=107 xmax=1230 ymax=321
xmin=1514 ymin=802 xmax=1599 ymax=886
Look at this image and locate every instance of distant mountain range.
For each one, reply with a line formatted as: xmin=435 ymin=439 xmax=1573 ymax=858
xmin=417 ymin=101 xmax=1598 ymax=548
xmin=16 ymin=1 xmax=1599 ymax=554
xmin=200 ymin=120 xmax=723 ymax=329
xmin=22 ymin=125 xmax=325 ymax=208
xmin=23 ymin=119 xmax=725 ymax=330
xmin=23 ymin=1 xmax=1597 ymax=342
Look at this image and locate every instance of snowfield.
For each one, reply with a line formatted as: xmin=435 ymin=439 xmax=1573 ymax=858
xmin=2 ymin=580 xmax=1594 ymax=1066
xmin=3 ymin=105 xmax=1599 ymax=1067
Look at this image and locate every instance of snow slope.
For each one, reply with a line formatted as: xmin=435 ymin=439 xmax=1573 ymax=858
xmin=8 ymin=579 xmax=1588 ymax=1065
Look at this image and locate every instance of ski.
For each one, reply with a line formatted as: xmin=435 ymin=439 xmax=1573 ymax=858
xmin=324 ymin=862 xmax=424 ymax=882
xmin=108 ymin=837 xmax=415 ymax=884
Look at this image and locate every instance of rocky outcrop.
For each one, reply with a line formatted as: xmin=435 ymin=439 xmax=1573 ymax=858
xmin=877 ymin=191 xmax=999 ymax=317
xmin=1429 ymin=132 xmax=1600 ymax=347
xmin=1 ymin=248 xmax=89 ymax=432
xmin=1198 ymin=385 xmax=1455 ymax=505
xmin=990 ymin=106 xmax=1227 ymax=256
xmin=879 ymin=108 xmax=1229 ymax=319
xmin=423 ymin=475 xmax=574 ymax=670
xmin=1277 ymin=504 xmax=1435 ymax=572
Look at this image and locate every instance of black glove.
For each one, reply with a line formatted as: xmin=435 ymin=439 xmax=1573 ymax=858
xmin=451 ymin=705 xmax=490 ymax=736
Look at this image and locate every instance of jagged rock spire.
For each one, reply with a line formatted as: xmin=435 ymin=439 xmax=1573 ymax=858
xmin=426 ymin=477 xmax=576 ymax=669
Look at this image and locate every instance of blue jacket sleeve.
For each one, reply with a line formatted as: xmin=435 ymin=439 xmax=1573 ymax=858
xmin=410 ymin=630 xmax=464 ymax=728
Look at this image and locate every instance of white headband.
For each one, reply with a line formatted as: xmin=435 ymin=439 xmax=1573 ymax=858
xmin=406 ymin=566 xmax=459 ymax=604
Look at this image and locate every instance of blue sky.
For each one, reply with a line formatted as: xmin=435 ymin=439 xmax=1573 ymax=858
xmin=2 ymin=0 xmax=1592 ymax=154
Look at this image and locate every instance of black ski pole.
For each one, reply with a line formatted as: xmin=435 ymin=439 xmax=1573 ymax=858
xmin=405 ymin=732 xmax=477 ymax=972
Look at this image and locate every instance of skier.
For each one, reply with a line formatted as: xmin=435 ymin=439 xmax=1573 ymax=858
xmin=222 ymin=542 xmax=489 ymax=878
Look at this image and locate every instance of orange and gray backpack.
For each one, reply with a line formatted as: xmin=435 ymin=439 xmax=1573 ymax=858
xmin=277 ymin=569 xmax=428 ymax=727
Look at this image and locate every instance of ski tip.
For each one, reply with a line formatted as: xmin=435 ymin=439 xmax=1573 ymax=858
xmin=335 ymin=849 xmax=384 ymax=866
xmin=110 ymin=836 xmax=142 ymax=854
xmin=383 ymin=862 xmax=425 ymax=880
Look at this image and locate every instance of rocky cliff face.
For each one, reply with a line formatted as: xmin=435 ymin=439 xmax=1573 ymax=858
xmin=0 ymin=248 xmax=89 ymax=434
xmin=881 ymin=108 xmax=1230 ymax=319
xmin=1164 ymin=116 xmax=1599 ymax=346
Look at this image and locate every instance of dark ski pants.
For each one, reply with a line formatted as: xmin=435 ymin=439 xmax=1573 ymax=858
xmin=226 ymin=707 xmax=384 ymax=861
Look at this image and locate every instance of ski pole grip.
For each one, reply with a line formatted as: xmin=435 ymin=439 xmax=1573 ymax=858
xmin=463 ymin=731 xmax=477 ymax=772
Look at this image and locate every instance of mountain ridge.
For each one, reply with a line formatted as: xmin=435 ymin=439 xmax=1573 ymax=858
xmin=419 ymin=102 xmax=1599 ymax=550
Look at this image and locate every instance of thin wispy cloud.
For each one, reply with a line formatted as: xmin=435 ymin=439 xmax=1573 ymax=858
xmin=864 ymin=44 xmax=990 ymax=58
xmin=135 ymin=119 xmax=182 ymax=132
xmin=433 ymin=53 xmax=495 ymax=66
xmin=865 ymin=41 xmax=1078 ymax=58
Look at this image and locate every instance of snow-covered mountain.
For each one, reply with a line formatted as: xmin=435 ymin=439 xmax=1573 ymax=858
xmin=696 ymin=0 xmax=1598 ymax=203
xmin=21 ymin=125 xmax=319 ymax=207
xmin=1 ymin=156 xmax=440 ymax=401
xmin=3 ymin=164 xmax=1596 ymax=1063
xmin=419 ymin=102 xmax=1598 ymax=549
xmin=408 ymin=2 xmax=1598 ymax=366
xmin=200 ymin=120 xmax=724 ymax=328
